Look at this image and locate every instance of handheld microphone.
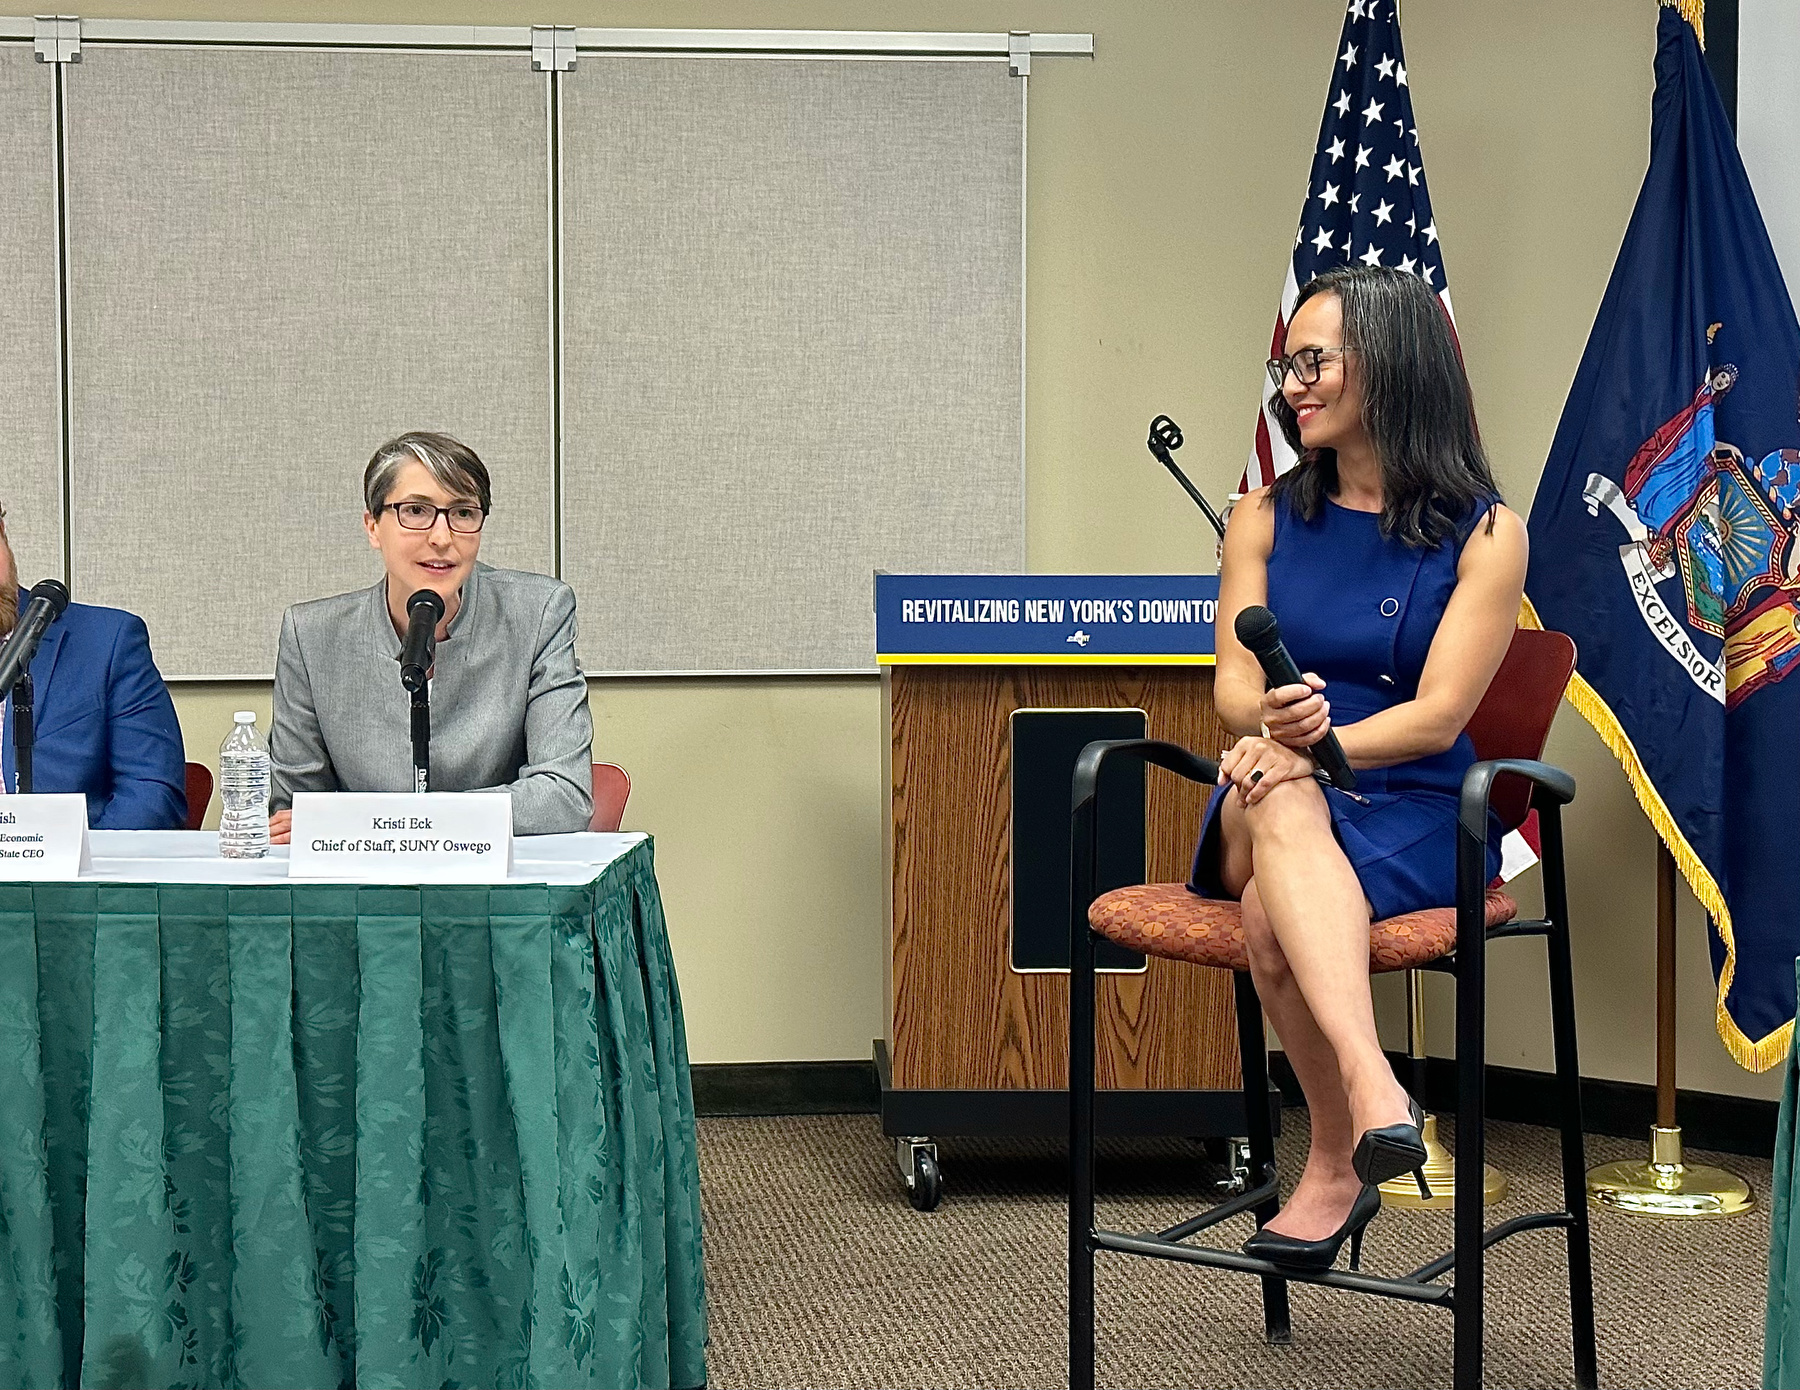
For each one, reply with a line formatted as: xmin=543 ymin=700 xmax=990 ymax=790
xmin=1146 ymin=414 xmax=1228 ymax=540
xmin=399 ymin=589 xmax=445 ymax=694
xmin=1232 ymin=604 xmax=1357 ymax=791
xmin=0 ymin=579 xmax=70 ymax=696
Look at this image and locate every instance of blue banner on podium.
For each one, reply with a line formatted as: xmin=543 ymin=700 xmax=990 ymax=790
xmin=875 ymin=574 xmax=1218 ymax=664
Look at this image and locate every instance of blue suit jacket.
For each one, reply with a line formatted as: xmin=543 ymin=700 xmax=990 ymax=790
xmin=0 ymin=594 xmax=187 ymax=829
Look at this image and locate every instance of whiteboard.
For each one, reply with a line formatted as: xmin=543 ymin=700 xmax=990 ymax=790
xmin=63 ymin=47 xmax=553 ymax=677
xmin=0 ymin=47 xmax=60 ymax=591
xmin=558 ymin=57 xmax=1024 ymax=674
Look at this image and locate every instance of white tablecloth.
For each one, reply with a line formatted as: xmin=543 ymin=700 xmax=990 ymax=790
xmin=80 ymin=829 xmax=647 ymax=886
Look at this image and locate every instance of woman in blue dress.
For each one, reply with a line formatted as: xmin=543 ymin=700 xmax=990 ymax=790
xmin=1196 ymin=265 xmax=1527 ymax=1271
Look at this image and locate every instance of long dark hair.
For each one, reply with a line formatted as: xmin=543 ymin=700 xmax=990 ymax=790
xmin=1267 ymin=265 xmax=1497 ymax=548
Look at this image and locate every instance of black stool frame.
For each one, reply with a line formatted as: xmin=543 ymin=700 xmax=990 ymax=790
xmin=1068 ymin=739 xmax=1597 ymax=1390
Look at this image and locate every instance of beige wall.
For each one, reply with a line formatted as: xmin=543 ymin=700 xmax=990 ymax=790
xmin=116 ymin=0 xmax=1778 ymax=1100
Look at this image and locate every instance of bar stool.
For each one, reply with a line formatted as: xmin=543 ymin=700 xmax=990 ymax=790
xmin=1066 ymin=627 xmax=1597 ymax=1390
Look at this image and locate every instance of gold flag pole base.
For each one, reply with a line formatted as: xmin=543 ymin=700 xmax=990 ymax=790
xmin=1586 ymin=1124 xmax=1754 ymax=1218
xmin=1378 ymin=1113 xmax=1509 ymax=1209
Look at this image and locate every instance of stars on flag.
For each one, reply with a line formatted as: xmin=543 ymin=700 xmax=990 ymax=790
xmin=1250 ymin=0 xmax=1444 ymax=492
xmin=1288 ymin=0 xmax=1447 ymax=295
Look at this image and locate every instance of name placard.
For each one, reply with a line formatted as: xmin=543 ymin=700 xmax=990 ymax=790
xmin=288 ymin=792 xmax=514 ymax=883
xmin=0 ymin=794 xmax=91 ymax=879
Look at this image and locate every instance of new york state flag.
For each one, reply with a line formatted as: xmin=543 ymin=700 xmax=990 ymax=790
xmin=1527 ymin=3 xmax=1800 ymax=1069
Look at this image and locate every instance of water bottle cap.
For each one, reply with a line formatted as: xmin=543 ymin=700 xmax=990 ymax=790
xmin=234 ymin=711 xmax=256 ymax=723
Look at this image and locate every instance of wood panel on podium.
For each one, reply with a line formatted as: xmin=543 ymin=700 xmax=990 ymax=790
xmin=874 ymin=575 xmax=1255 ymax=1166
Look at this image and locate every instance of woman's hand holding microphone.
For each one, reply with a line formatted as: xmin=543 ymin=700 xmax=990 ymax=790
xmin=1220 ymin=673 xmax=1332 ymax=806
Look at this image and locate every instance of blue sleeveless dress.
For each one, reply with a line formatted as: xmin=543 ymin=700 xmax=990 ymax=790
xmin=1189 ymin=493 xmax=1503 ymax=920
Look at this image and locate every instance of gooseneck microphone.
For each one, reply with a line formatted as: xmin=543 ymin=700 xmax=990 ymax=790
xmin=1232 ymin=604 xmax=1357 ymax=791
xmin=399 ymin=589 xmax=445 ymax=694
xmin=1146 ymin=414 xmax=1228 ymax=540
xmin=0 ymin=578 xmax=71 ymax=696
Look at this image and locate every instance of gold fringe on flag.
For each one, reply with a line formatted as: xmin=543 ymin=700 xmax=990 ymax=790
xmin=1519 ymin=596 xmax=1789 ymax=1071
xmin=1661 ymin=0 xmax=1705 ymax=49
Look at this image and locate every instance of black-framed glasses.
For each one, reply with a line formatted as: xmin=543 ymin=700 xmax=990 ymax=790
xmin=1266 ymin=346 xmax=1351 ymax=390
xmin=381 ymin=501 xmax=487 ymax=534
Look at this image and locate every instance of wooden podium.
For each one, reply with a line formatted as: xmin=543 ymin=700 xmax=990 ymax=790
xmin=873 ymin=575 xmax=1257 ymax=1208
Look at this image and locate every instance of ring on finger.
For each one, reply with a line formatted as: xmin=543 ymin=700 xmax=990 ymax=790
xmin=1249 ymin=769 xmax=1264 ymax=785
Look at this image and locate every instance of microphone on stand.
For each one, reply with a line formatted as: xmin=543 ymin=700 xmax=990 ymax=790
xmin=0 ymin=579 xmax=70 ymax=695
xmin=399 ymin=589 xmax=444 ymax=694
xmin=1232 ymin=604 xmax=1357 ymax=792
xmin=1146 ymin=415 xmax=1228 ymax=540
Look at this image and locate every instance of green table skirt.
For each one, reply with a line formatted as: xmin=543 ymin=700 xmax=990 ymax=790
xmin=1769 ymin=959 xmax=1800 ymax=1388
xmin=0 ymin=838 xmax=707 ymax=1390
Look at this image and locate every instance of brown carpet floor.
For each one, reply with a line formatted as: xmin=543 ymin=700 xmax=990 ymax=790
xmin=695 ymin=1111 xmax=1772 ymax=1388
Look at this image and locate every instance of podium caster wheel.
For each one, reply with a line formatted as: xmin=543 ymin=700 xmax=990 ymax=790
xmin=1206 ymin=1137 xmax=1252 ymax=1195
xmin=908 ymin=1149 xmax=942 ymax=1211
xmin=897 ymin=1137 xmax=942 ymax=1211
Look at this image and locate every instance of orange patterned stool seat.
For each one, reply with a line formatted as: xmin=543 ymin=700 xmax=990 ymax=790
xmin=1088 ymin=883 xmax=1519 ymax=974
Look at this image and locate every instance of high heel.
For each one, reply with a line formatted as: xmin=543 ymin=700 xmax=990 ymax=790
xmin=1242 ymin=1183 xmax=1382 ymax=1274
xmin=1352 ymin=1093 xmax=1429 ymax=1192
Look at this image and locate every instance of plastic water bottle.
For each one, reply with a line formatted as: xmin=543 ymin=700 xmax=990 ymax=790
xmin=219 ymin=711 xmax=271 ymax=859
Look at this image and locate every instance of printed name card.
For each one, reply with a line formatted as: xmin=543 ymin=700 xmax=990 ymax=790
xmin=288 ymin=792 xmax=514 ymax=883
xmin=0 ymin=794 xmax=92 ymax=879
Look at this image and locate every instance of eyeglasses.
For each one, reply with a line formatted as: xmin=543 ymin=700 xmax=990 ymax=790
xmin=381 ymin=501 xmax=487 ymax=534
xmin=1266 ymin=346 xmax=1351 ymax=390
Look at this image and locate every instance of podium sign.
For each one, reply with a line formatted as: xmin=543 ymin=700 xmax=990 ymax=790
xmin=289 ymin=792 xmax=514 ymax=882
xmin=0 ymin=794 xmax=91 ymax=878
xmin=875 ymin=573 xmax=1218 ymax=664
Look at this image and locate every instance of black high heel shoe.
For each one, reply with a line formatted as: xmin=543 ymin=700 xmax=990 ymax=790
xmin=1242 ymin=1183 xmax=1383 ymax=1273
xmin=1352 ymin=1094 xmax=1432 ymax=1199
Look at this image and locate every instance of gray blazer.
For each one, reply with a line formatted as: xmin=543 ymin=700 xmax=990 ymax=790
xmin=270 ymin=564 xmax=594 ymax=834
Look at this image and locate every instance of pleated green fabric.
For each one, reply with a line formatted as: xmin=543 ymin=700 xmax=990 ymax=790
xmin=0 ymin=838 xmax=707 ymax=1390
xmin=1767 ymin=959 xmax=1800 ymax=1389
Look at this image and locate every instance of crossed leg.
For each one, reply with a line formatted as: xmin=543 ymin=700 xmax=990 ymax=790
xmin=1217 ymin=776 xmax=1413 ymax=1239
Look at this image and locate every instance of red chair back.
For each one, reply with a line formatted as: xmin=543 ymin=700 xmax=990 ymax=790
xmin=1462 ymin=627 xmax=1576 ymax=832
xmin=184 ymin=761 xmax=214 ymax=831
xmin=589 ymin=762 xmax=631 ymax=833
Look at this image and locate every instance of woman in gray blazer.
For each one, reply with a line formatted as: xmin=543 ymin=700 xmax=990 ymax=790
xmin=268 ymin=432 xmax=594 ymax=840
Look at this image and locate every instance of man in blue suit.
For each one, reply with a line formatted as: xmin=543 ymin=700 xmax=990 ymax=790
xmin=0 ymin=505 xmax=187 ymax=828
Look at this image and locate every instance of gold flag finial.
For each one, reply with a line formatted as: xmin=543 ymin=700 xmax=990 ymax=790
xmin=1662 ymin=0 xmax=1705 ymax=49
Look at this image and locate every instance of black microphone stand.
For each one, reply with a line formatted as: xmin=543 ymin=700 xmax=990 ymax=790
xmin=11 ymin=673 xmax=31 ymax=795
xmin=410 ymin=683 xmax=430 ymax=794
xmin=1147 ymin=414 xmax=1228 ymax=540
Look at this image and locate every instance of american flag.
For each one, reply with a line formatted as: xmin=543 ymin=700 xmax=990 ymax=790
xmin=1243 ymin=0 xmax=1453 ymax=492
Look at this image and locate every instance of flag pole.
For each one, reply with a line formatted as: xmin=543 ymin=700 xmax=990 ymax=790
xmin=1586 ymin=840 xmax=1753 ymax=1216
xmin=1378 ymin=968 xmax=1509 ymax=1209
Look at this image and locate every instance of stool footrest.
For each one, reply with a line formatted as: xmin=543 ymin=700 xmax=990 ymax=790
xmin=1152 ymin=1176 xmax=1279 ymax=1243
xmin=1403 ymin=1209 xmax=1578 ymax=1283
xmin=1093 ymin=1228 xmax=1455 ymax=1307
